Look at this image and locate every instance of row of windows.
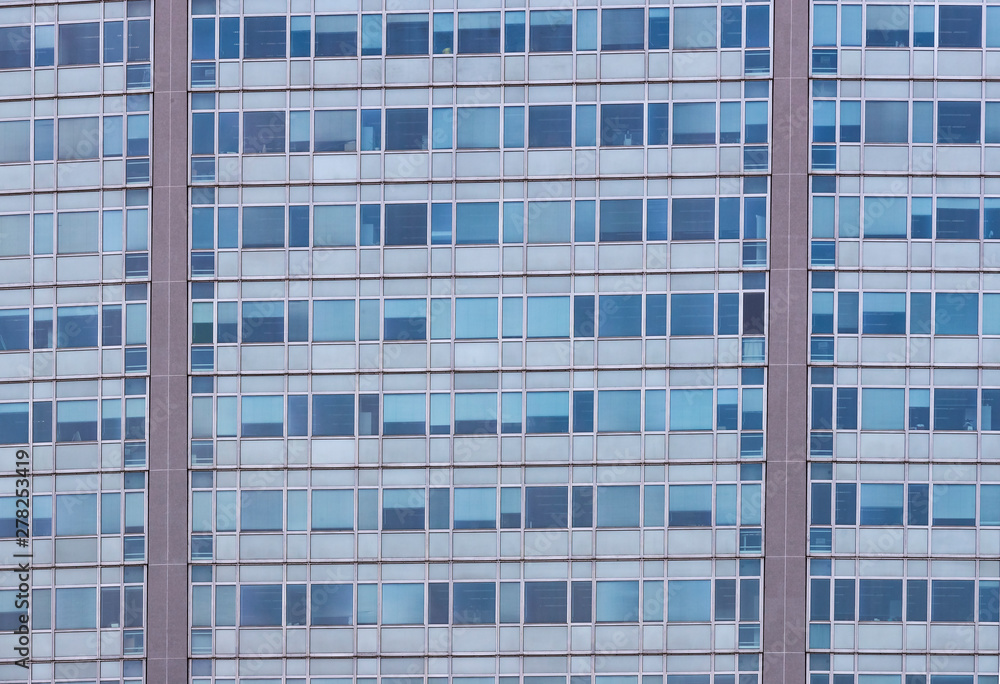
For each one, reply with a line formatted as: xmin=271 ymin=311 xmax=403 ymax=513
xmin=0 ymin=114 xmax=150 ymax=164
xmin=189 ymin=8 xmax=769 ymax=61
xmin=811 ymin=292 xmax=998 ymax=336
xmin=812 ymin=100 xmax=1000 ymax=145
xmin=811 ymin=386 xmax=1000 ymax=432
xmin=813 ymin=4 xmax=1000 ymax=49
xmin=810 ymin=481 xmax=1000 ymax=527
xmin=0 ymin=304 xmax=147 ymax=351
xmin=188 ymin=293 xmax=766 ymax=345
xmin=194 ymin=578 xmax=759 ymax=627
xmin=189 ymin=387 xmax=765 ymax=438
xmin=0 ymin=397 xmax=146 ymax=444
xmin=0 ymin=20 xmax=150 ymax=70
xmin=0 ymin=209 xmax=149 ymax=258
xmin=189 ymin=197 xmax=768 ymax=249
xmin=810 ymin=578 xmax=1000 ymax=624
xmin=0 ymin=488 xmax=144 ymax=538
xmin=0 ymin=583 xmax=143 ymax=631
xmin=191 ymin=481 xmax=762 ymax=533
xmin=192 ymin=103 xmax=767 ymax=156
xmin=812 ymin=195 xmax=1000 ymax=240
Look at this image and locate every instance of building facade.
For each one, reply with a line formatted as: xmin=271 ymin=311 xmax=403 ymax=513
xmin=0 ymin=0 xmax=995 ymax=683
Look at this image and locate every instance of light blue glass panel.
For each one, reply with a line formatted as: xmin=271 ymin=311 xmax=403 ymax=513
xmin=669 ymin=390 xmax=714 ymax=430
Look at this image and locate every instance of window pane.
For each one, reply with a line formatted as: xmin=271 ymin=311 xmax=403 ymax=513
xmin=600 ymin=104 xmax=643 ymax=146
xmin=865 ymin=102 xmax=908 ymax=143
xmin=244 ymin=17 xmax=286 ymax=58
xmin=386 ymin=14 xmax=429 ymax=55
xmin=315 ymin=15 xmax=358 ymax=56
xmin=386 ymin=109 xmax=428 ymax=150
xmin=456 ymin=202 xmax=498 ymax=244
xmin=528 ymin=105 xmax=571 ymax=148
xmin=866 ymin=6 xmax=909 ymax=47
xmin=596 ymin=486 xmax=640 ymax=527
xmin=59 ymin=23 xmax=100 ymax=65
xmin=674 ymin=8 xmax=717 ymax=49
xmin=861 ymin=388 xmax=904 ymax=430
xmin=458 ymin=12 xmax=500 ymax=54
xmin=599 ymin=199 xmax=643 ymax=241
xmin=243 ymin=111 xmax=286 ymax=154
xmin=312 ymin=490 xmax=353 ymax=530
xmin=524 ymin=582 xmax=567 ymax=623
xmin=667 ymin=580 xmax=711 ymax=621
xmin=56 ymin=588 xmax=96 ymax=629
xmin=241 ymin=490 xmax=283 ymax=530
xmin=602 ymin=9 xmax=644 ymax=50
xmin=673 ymin=103 xmax=716 ymax=144
xmin=454 ymin=583 xmax=496 ymax=623
xmin=457 ymin=108 xmax=500 ymax=149
xmin=311 ymin=584 xmax=353 ymax=625
xmin=938 ymin=102 xmax=981 ymax=144
xmin=529 ymin=11 xmax=572 ymax=52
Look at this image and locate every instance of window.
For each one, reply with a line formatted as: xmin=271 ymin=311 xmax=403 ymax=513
xmin=528 ymin=105 xmax=572 ymax=148
xmin=668 ymin=485 xmax=712 ymax=525
xmin=244 ymin=17 xmax=286 ymax=59
xmin=384 ymin=299 xmax=426 ymax=341
xmin=454 ymin=583 xmax=495 ymax=624
xmin=56 ymin=306 xmax=98 ymax=348
xmin=0 ymin=122 xmax=29 ymax=163
xmin=932 ymin=484 xmax=976 ymax=526
xmin=314 ymin=110 xmax=357 ymax=152
xmin=310 ymin=584 xmax=352 ymax=626
xmin=595 ymin=581 xmax=639 ymax=622
xmin=526 ymin=392 xmax=569 ymax=433
xmin=863 ymin=197 xmax=907 ymax=237
xmin=458 ymin=13 xmax=500 ymax=54
xmin=667 ymin=580 xmax=711 ymax=621
xmin=455 ymin=298 xmax=498 ymax=339
xmin=861 ymin=388 xmax=904 ymax=430
xmin=598 ymin=295 xmax=641 ymax=338
xmin=672 ymin=198 xmax=716 ymax=240
xmin=601 ymin=104 xmax=643 ymax=146
xmin=457 ymin=108 xmax=500 ymax=149
xmin=243 ymin=112 xmax=286 ymax=154
xmin=931 ymin=580 xmax=975 ymax=622
xmin=524 ymin=582 xmax=567 ymax=623
xmin=599 ymin=199 xmax=643 ymax=241
xmin=939 ymin=6 xmax=982 ymax=48
xmin=866 ymin=6 xmax=909 ymax=47
xmin=859 ymin=579 xmax=902 ymax=621
xmin=382 ymin=489 xmax=424 ymax=531
xmin=525 ymin=487 xmax=568 ymax=528
xmin=862 ymin=293 xmax=906 ymax=334
xmin=58 ymin=118 xmax=99 ymax=161
xmin=241 ymin=396 xmax=284 ymax=437
xmin=240 ymin=490 xmax=282 ymax=530
xmin=313 ymin=301 xmax=354 ymax=341
xmin=673 ymin=103 xmax=716 ymax=144
xmin=526 ymin=297 xmax=569 ymax=338
xmin=936 ymin=198 xmax=980 ymax=240
xmin=0 ymin=27 xmax=30 ymax=69
xmin=312 ymin=490 xmax=353 ymax=530
xmin=671 ymin=294 xmax=714 ymax=336
xmin=59 ymin=23 xmax=100 ymax=65
xmin=602 ymin=9 xmax=644 ymax=50
xmin=673 ymin=8 xmax=717 ymax=49
xmin=596 ymin=486 xmax=640 ymax=527
xmin=934 ymin=388 xmax=977 ymax=431
xmin=865 ymin=102 xmax=908 ymax=143
xmin=527 ymin=201 xmax=570 ymax=243
xmin=529 ymin=11 xmax=572 ymax=52
xmin=309 ymin=394 xmax=354 ymax=437
xmin=650 ymin=9 xmax=670 ymax=49
xmin=383 ymin=394 xmax=425 ymax=435
xmin=241 ymin=302 xmax=284 ymax=343
xmin=456 ymin=203 xmax=499 ymax=245
xmin=242 ymin=206 xmax=285 ymax=248
xmin=454 ymin=488 xmax=496 ymax=528
xmin=386 ymin=14 xmax=429 ymax=55
xmin=385 ymin=109 xmax=428 ymax=151
xmin=938 ymin=102 xmax=981 ymax=144
xmin=315 ymin=15 xmax=357 ymax=56
xmin=935 ymin=293 xmax=978 ymax=335
xmin=56 ymin=588 xmax=96 ymax=629
xmin=859 ymin=483 xmax=903 ymax=525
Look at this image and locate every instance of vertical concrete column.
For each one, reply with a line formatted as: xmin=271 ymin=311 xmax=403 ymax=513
xmin=147 ymin=0 xmax=188 ymax=681
xmin=763 ymin=0 xmax=810 ymax=678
